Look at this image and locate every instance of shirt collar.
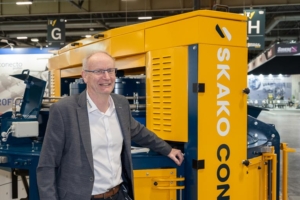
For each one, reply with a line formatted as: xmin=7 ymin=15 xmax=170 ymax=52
xmin=86 ymin=92 xmax=115 ymax=116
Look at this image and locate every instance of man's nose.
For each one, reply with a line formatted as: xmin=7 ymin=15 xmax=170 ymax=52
xmin=102 ymin=71 xmax=110 ymax=78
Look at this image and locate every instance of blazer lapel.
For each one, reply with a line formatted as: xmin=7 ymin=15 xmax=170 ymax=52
xmin=77 ymin=90 xmax=94 ymax=171
xmin=111 ymin=94 xmax=130 ymax=145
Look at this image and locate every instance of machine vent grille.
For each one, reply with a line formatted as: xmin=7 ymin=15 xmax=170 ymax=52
xmin=151 ymin=55 xmax=173 ymax=134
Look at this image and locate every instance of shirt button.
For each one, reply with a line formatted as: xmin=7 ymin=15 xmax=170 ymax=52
xmin=89 ymin=177 xmax=94 ymax=181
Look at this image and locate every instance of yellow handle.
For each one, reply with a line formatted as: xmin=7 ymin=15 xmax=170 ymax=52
xmin=152 ymin=177 xmax=185 ymax=190
xmin=153 ymin=178 xmax=185 ymax=182
xmin=155 ymin=186 xmax=185 ymax=190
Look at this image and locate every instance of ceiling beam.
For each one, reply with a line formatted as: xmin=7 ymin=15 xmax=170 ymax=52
xmin=0 ymin=23 xmax=105 ymax=31
xmin=265 ymin=15 xmax=300 ymax=34
xmin=0 ymin=8 xmax=193 ymax=18
xmin=6 ymin=30 xmax=101 ymax=38
xmin=265 ymin=36 xmax=299 ymax=41
xmin=0 ymin=21 xmax=138 ymax=31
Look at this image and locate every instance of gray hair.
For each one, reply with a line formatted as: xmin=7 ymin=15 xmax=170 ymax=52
xmin=82 ymin=51 xmax=115 ymax=70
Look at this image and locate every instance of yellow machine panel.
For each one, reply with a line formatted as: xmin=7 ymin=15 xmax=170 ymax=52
xmin=197 ymin=16 xmax=247 ymax=47
xmin=197 ymin=42 xmax=248 ymax=198
xmin=133 ymin=168 xmax=181 ymax=200
xmin=146 ymin=47 xmax=188 ymax=142
xmin=245 ymin=157 xmax=264 ymax=200
xmin=110 ymin=30 xmax=145 ymax=57
xmin=50 ymin=70 xmax=61 ymax=97
xmin=145 ymin=17 xmax=199 ymax=51
xmin=115 ymin=54 xmax=145 ymax=70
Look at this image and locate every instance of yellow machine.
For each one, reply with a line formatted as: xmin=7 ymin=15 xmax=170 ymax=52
xmin=48 ymin=10 xmax=295 ymax=200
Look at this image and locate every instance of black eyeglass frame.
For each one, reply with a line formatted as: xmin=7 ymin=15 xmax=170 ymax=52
xmin=84 ymin=68 xmax=117 ymax=75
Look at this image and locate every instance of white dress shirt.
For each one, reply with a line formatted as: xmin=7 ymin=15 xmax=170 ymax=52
xmin=86 ymin=93 xmax=123 ymax=194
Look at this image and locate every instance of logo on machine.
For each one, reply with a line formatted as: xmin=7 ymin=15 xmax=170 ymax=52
xmin=216 ymin=47 xmax=232 ymax=199
xmin=245 ymin=11 xmax=255 ymax=19
xmin=49 ymin=19 xmax=57 ymax=27
xmin=215 ymin=24 xmax=232 ymax=41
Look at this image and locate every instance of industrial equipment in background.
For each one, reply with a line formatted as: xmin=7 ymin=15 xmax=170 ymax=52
xmin=0 ymin=69 xmax=47 ymax=200
xmin=0 ymin=10 xmax=296 ymax=200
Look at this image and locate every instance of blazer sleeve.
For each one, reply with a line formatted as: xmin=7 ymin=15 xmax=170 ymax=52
xmin=37 ymin=103 xmax=65 ymax=200
xmin=129 ymin=106 xmax=172 ymax=156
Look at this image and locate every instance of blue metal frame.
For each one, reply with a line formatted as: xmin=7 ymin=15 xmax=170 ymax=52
xmin=184 ymin=44 xmax=199 ymax=200
xmin=0 ymin=143 xmax=41 ymax=200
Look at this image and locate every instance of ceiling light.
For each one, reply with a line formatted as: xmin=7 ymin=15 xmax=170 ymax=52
xmin=16 ymin=1 xmax=32 ymax=5
xmin=138 ymin=16 xmax=152 ymax=20
xmin=85 ymin=35 xmax=92 ymax=38
xmin=31 ymin=38 xmax=39 ymax=42
xmin=17 ymin=36 xmax=28 ymax=39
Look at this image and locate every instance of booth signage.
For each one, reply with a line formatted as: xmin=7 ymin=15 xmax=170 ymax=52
xmin=275 ymin=43 xmax=300 ymax=55
xmin=47 ymin=19 xmax=65 ymax=43
xmin=244 ymin=9 xmax=265 ymax=50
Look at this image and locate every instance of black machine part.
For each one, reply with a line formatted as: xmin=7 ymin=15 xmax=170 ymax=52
xmin=10 ymin=69 xmax=46 ymax=119
xmin=248 ymin=105 xmax=269 ymax=118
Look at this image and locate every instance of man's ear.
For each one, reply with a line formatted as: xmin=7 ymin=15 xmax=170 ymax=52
xmin=81 ymin=71 xmax=87 ymax=83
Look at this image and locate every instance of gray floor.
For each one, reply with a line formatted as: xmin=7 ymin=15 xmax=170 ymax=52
xmin=257 ymin=108 xmax=300 ymax=200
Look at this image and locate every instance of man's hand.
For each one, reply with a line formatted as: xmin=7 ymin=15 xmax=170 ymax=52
xmin=167 ymin=148 xmax=184 ymax=166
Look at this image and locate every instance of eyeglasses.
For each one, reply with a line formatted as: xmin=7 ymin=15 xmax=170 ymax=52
xmin=84 ymin=68 xmax=117 ymax=76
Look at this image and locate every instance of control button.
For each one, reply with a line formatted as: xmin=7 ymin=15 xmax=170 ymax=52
xmin=0 ymin=156 xmax=8 ymax=163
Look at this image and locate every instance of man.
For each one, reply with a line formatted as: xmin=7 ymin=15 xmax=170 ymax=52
xmin=37 ymin=51 xmax=184 ymax=200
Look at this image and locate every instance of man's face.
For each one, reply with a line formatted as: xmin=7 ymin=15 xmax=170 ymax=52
xmin=82 ymin=53 xmax=116 ymax=96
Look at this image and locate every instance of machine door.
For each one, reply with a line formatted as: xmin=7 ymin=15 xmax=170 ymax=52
xmin=245 ymin=157 xmax=264 ymax=200
xmin=133 ymin=168 xmax=181 ymax=200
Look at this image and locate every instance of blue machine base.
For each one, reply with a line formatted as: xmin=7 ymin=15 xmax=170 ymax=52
xmin=0 ymin=143 xmax=42 ymax=200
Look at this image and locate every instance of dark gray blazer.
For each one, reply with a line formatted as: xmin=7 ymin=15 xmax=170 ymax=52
xmin=37 ymin=91 xmax=172 ymax=200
